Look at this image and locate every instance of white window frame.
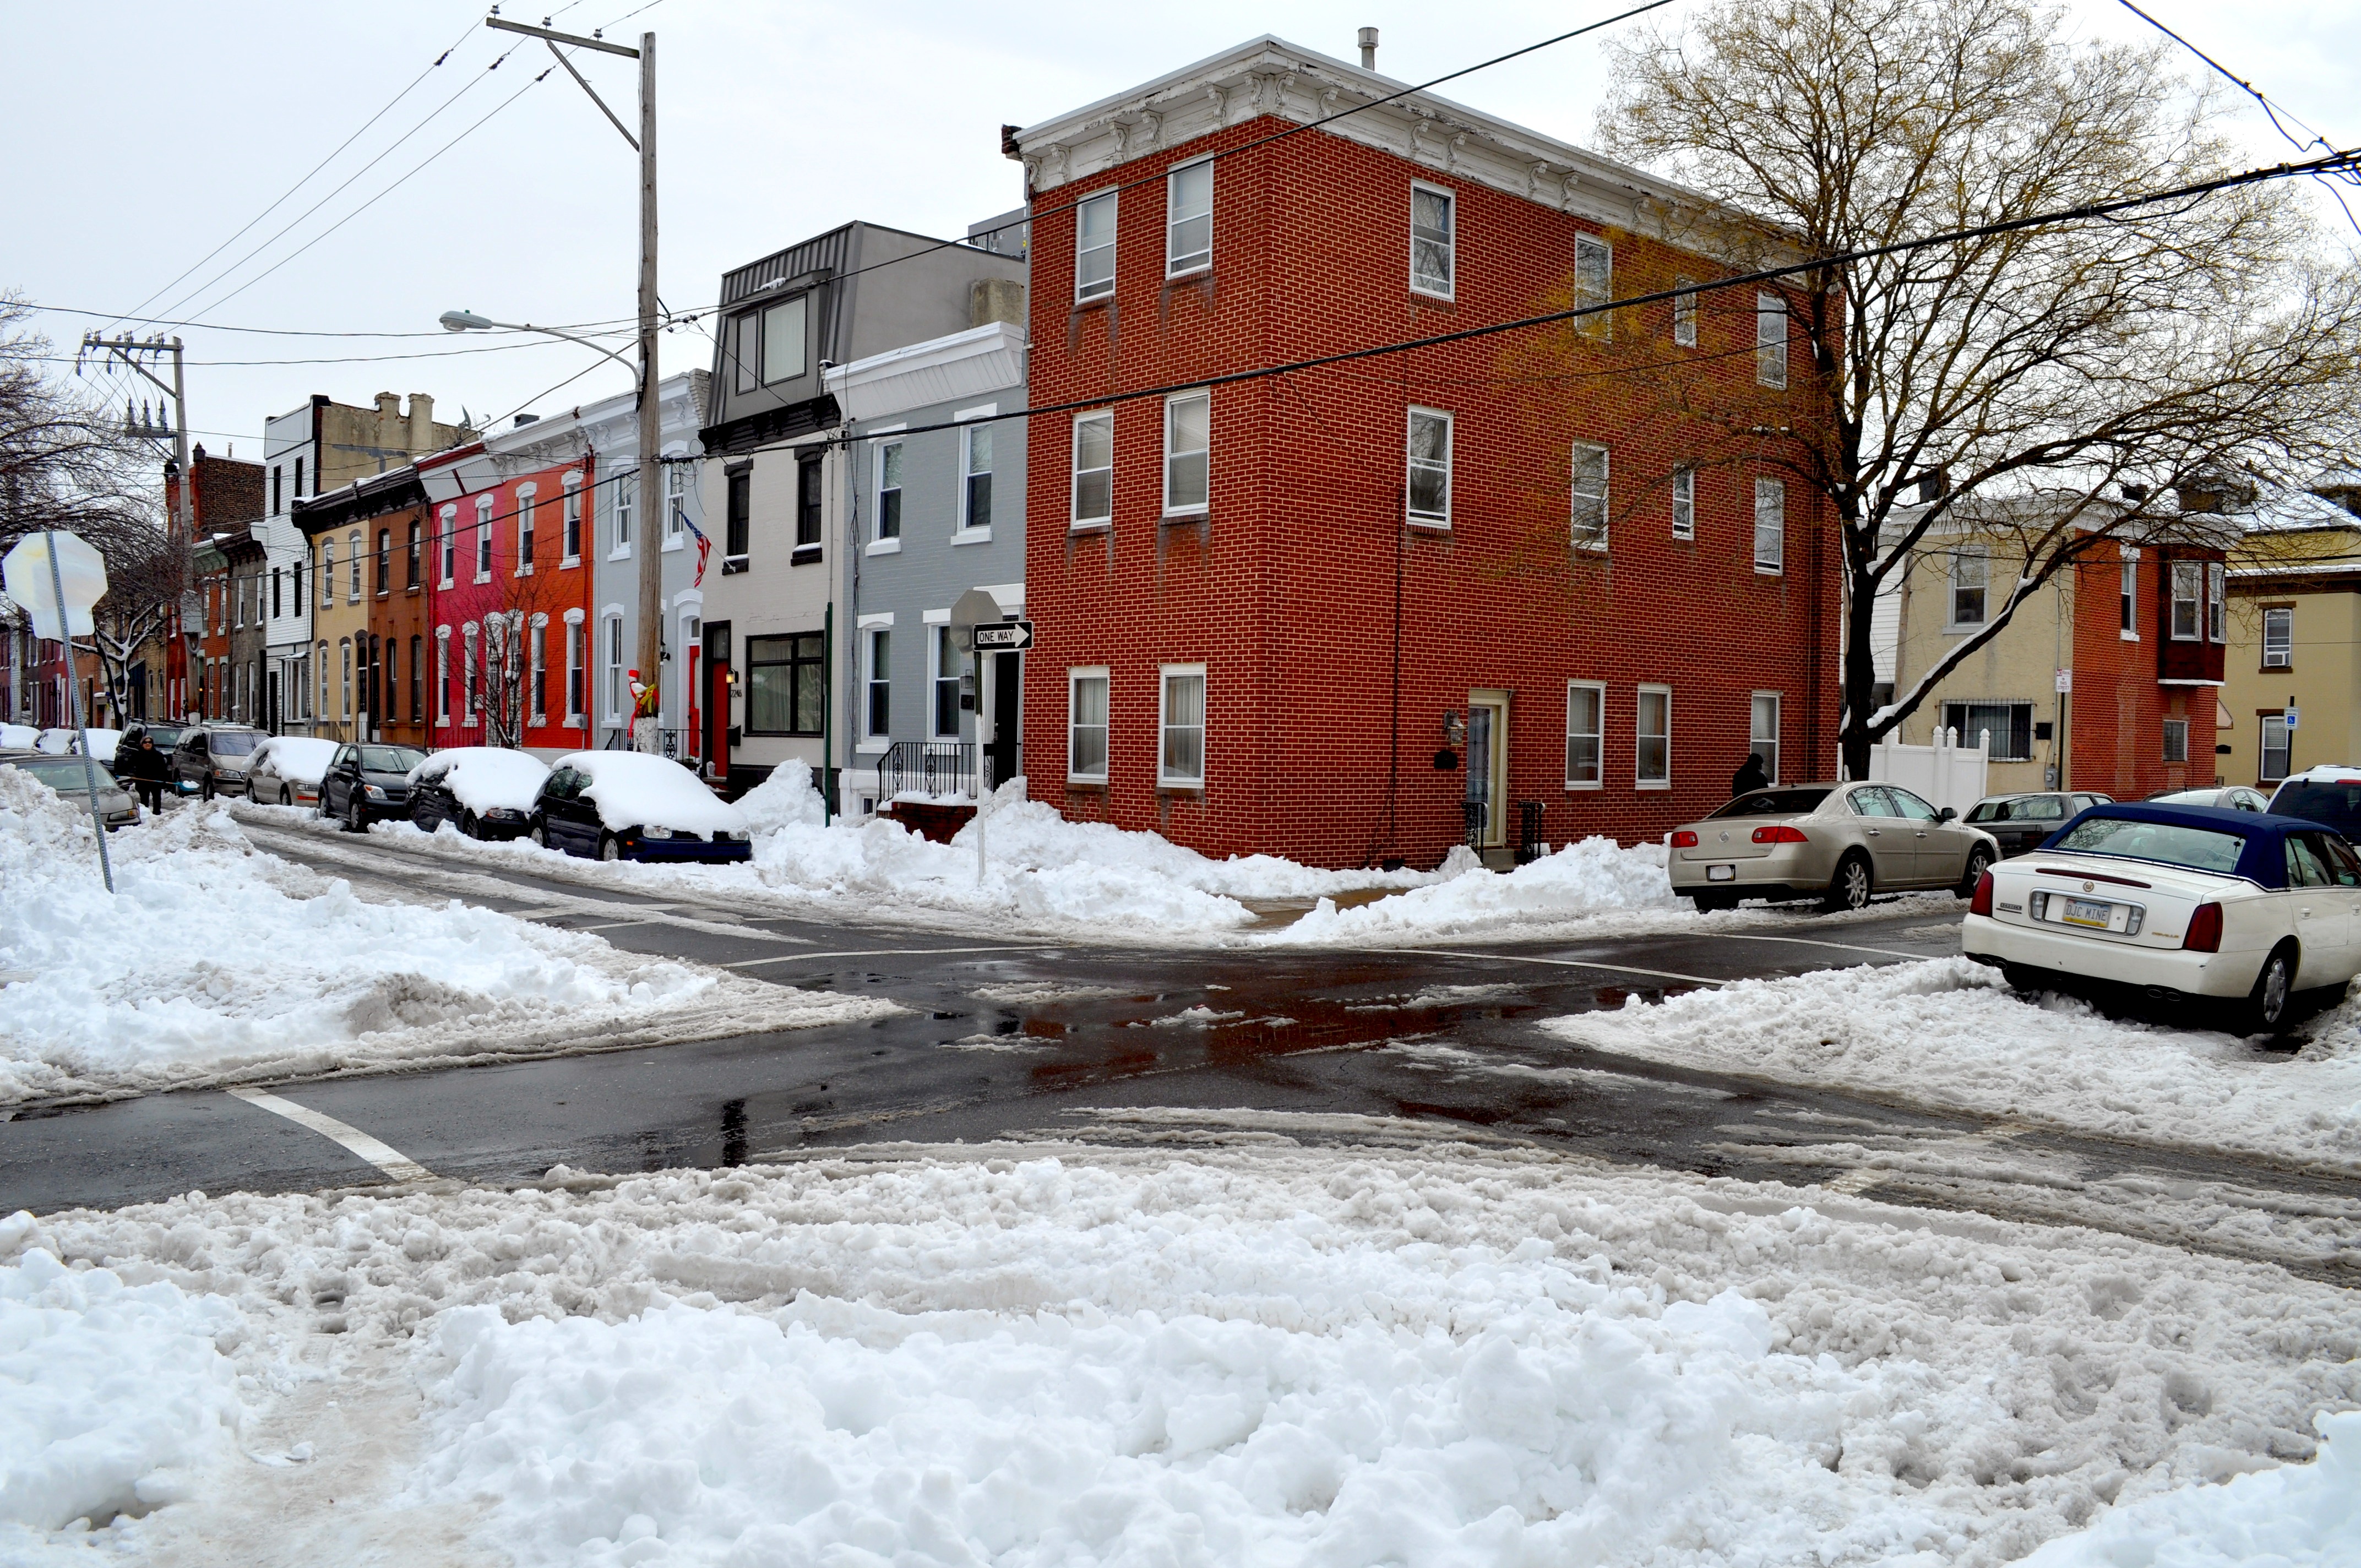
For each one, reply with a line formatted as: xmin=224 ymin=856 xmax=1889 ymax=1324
xmin=318 ymin=640 xmax=330 ymax=720
xmin=2170 ymin=560 xmax=2202 ymax=641
xmin=347 ymin=530 xmax=362 ymax=602
xmin=1574 ymin=235 xmax=1612 ymax=337
xmin=2120 ymin=548 xmax=2140 ymax=639
xmin=1672 ymin=276 xmax=1698 ymax=347
xmin=1068 ymin=666 xmax=1110 ymax=784
xmin=1166 ymin=159 xmax=1212 ymax=277
xmin=2207 ymin=561 xmax=2227 ymax=644
xmin=1075 ymin=189 xmax=1117 ymax=303
xmin=473 ymin=497 xmax=494 ymax=582
xmin=2162 ymin=717 xmax=2189 ymax=765
xmin=958 ymin=417 xmax=994 ymax=540
xmin=1750 ymin=692 xmax=1781 ymax=785
xmin=1158 ymin=663 xmax=1206 ymax=788
xmin=515 ymin=482 xmax=537 ymax=576
xmin=2262 ymin=606 xmax=2293 ymax=669
xmin=1754 ymin=477 xmax=1785 ymax=574
xmin=863 ymin=627 xmax=891 ymax=742
xmin=438 ymin=504 xmax=456 ymax=587
xmin=601 ymin=612 xmax=625 ymax=726
xmin=1570 ymin=440 xmax=1609 ymax=552
xmin=662 ymin=464 xmax=688 ymax=551
xmin=461 ymin=623 xmax=478 ymax=723
xmin=529 ymin=614 xmax=548 ymax=725
xmin=1406 ymin=407 xmax=1452 ymax=529
xmin=1410 ymin=181 xmax=1455 ymax=300
xmin=1756 ymin=292 xmax=1789 ymax=389
xmin=1672 ymin=466 xmax=1695 ymax=541
xmin=874 ymin=434 xmax=905 ymax=545
xmin=562 ymin=472 xmax=584 ymax=564
xmin=340 ymin=636 xmax=353 ymax=721
xmin=1071 ymin=410 xmax=1113 ymax=530
xmin=1635 ymin=685 xmax=1672 ymax=789
xmin=1163 ymin=390 xmax=1210 ymax=517
xmin=2261 ymin=714 xmax=2292 ymax=781
xmin=1949 ymin=548 xmax=1989 ymax=629
xmin=319 ymin=540 xmax=335 ymax=608
xmin=1564 ymin=680 xmax=1604 ymax=790
xmin=611 ymin=467 xmax=635 ymax=560
xmin=928 ymin=624 xmax=961 ymax=741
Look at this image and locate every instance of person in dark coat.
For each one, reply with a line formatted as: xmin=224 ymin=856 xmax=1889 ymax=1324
xmin=1730 ymin=752 xmax=1770 ymax=798
xmin=123 ymin=733 xmax=170 ymax=811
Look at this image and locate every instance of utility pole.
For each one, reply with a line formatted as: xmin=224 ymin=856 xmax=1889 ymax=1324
xmin=488 ymin=15 xmax=661 ymax=736
xmin=79 ymin=333 xmax=191 ymax=538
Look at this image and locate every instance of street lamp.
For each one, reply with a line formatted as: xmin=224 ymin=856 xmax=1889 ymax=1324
xmin=439 ymin=310 xmax=641 ymax=395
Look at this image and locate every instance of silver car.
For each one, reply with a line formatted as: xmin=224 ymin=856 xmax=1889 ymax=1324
xmin=1669 ymin=781 xmax=2000 ymax=913
xmin=1 ymin=751 xmax=140 ymax=829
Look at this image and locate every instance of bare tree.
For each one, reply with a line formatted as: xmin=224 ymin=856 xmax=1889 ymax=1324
xmin=1592 ymin=0 xmax=2361 ymax=778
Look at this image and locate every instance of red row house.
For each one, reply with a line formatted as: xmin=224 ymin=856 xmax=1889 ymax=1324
xmin=1012 ymin=36 xmax=1835 ymax=867
xmin=173 ymin=445 xmax=266 ymax=723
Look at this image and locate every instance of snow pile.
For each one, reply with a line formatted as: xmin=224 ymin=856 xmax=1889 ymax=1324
xmin=1553 ymin=956 xmax=2361 ymax=1173
xmin=0 ymin=1236 xmax=246 ymax=1546
xmin=0 ymin=767 xmax=885 ymax=1103
xmin=407 ymin=745 xmax=548 ymax=813
xmin=10 ymin=1143 xmax=2357 ymax=1566
xmin=562 ymin=750 xmax=744 ymax=836
xmin=255 ymin=735 xmax=338 ymax=787
xmin=1279 ymin=835 xmax=1682 ymax=943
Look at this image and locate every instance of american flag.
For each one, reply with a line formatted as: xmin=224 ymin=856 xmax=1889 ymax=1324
xmin=681 ymin=510 xmax=712 ymax=586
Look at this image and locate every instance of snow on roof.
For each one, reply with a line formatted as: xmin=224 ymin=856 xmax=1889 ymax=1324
xmin=2230 ymin=486 xmax=2355 ymax=533
xmin=556 ymin=750 xmax=744 ymax=835
xmin=410 ymin=746 xmax=550 ymax=814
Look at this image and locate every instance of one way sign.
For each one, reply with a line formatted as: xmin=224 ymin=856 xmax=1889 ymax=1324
xmin=971 ymin=620 xmax=1035 ymax=651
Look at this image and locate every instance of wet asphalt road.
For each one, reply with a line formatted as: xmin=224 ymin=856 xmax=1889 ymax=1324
xmin=7 ymin=815 xmax=2357 ymax=1283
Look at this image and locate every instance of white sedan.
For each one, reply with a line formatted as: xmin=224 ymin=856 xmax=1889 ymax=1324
xmin=1962 ymin=801 xmax=2361 ymax=1032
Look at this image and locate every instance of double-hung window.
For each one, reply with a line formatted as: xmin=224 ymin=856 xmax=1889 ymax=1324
xmin=1636 ymin=687 xmax=1671 ymax=787
xmin=2163 ymin=717 xmax=2189 ymax=764
xmin=529 ymin=619 xmax=547 ymax=724
xmin=376 ymin=530 xmax=391 ymax=594
xmin=2120 ymin=549 xmax=2139 ymax=635
xmin=613 ymin=468 xmax=635 ymax=555
xmin=1756 ymin=292 xmax=1789 ymax=388
xmin=1750 ymin=693 xmax=1781 ymax=783
xmin=725 ymin=468 xmax=749 ymax=564
xmin=438 ymin=505 xmax=456 ymax=586
xmin=474 ymin=499 xmax=493 ymax=580
xmin=1406 ymin=409 xmax=1452 ymax=527
xmin=1673 ymin=276 xmax=1699 ymax=347
xmin=602 ymin=615 xmax=624 ymax=722
xmin=409 ymin=636 xmax=422 ymax=722
xmin=1069 ymin=668 xmax=1109 ymax=783
xmin=2170 ymin=561 xmax=2202 ymax=640
xmin=1949 ymin=548 xmax=1988 ymax=627
xmin=2207 ymin=562 xmax=2227 ymax=643
xmin=1410 ymin=183 xmax=1454 ymax=297
xmin=563 ymin=476 xmax=583 ymax=562
xmin=665 ymin=465 xmax=688 ymax=546
xmin=2262 ymin=714 xmax=2292 ymax=781
xmin=1071 ymin=412 xmax=1112 ymax=528
xmin=1574 ymin=235 xmax=1611 ymax=337
xmin=932 ymin=627 xmax=961 ymax=738
xmin=1754 ymin=478 xmax=1785 ymax=573
xmin=761 ymin=295 xmax=808 ymax=385
xmin=1672 ymin=467 xmax=1696 ymax=540
xmin=877 ymin=442 xmax=904 ymax=539
xmin=348 ymin=531 xmax=362 ymax=600
xmin=515 ymin=485 xmax=536 ymax=574
xmin=1570 ymin=442 xmax=1609 ymax=551
xmin=1564 ymin=682 xmax=1603 ymax=788
xmin=2263 ymin=606 xmax=2293 ymax=668
xmin=566 ymin=620 xmax=586 ymax=721
xmin=406 ymin=521 xmax=421 ymax=588
xmin=461 ymin=625 xmax=478 ymax=723
xmin=864 ymin=629 xmax=890 ymax=738
xmin=1163 ymin=391 xmax=1209 ymax=515
xmin=961 ymin=424 xmax=993 ymax=532
xmin=796 ymin=458 xmax=824 ymax=549
xmin=1166 ymin=160 xmax=1211 ymax=276
xmin=1159 ymin=665 xmax=1205 ymax=787
xmin=1075 ymin=190 xmax=1117 ymax=302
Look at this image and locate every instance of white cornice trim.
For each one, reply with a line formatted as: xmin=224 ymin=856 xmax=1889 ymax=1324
xmin=824 ymin=321 xmax=1027 ymax=423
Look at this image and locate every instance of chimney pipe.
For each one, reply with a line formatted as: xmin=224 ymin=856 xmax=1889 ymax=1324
xmin=407 ymin=393 xmax=435 ymax=454
xmin=1358 ymin=26 xmax=1378 ymax=70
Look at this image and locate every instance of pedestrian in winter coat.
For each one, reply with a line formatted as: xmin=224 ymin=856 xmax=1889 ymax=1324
xmin=123 ymin=734 xmax=170 ymax=811
xmin=1730 ymin=752 xmax=1770 ymax=798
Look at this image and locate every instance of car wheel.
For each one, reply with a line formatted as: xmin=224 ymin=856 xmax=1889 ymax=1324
xmin=2243 ymin=943 xmax=2299 ymax=1035
xmin=460 ymin=809 xmax=481 ymax=841
xmin=346 ymin=797 xmax=366 ymax=834
xmin=278 ymin=786 xmax=292 ymax=807
xmin=1821 ymin=852 xmax=1873 ymax=913
xmin=1956 ymin=846 xmax=1993 ymax=899
xmin=528 ymin=822 xmax=550 ymax=850
xmin=1690 ymin=892 xmax=1737 ymax=913
xmin=1999 ymin=962 xmax=2047 ymax=994
xmin=599 ymin=833 xmax=623 ymax=862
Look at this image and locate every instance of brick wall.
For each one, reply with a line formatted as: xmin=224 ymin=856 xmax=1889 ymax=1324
xmin=2069 ymin=541 xmax=2221 ymax=797
xmin=1021 ymin=115 xmax=1837 ymax=867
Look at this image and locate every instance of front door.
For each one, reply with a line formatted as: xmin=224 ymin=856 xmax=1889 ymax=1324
xmin=988 ymin=650 xmax=1021 ymax=791
xmin=1465 ymin=692 xmax=1510 ymax=848
xmin=686 ymin=645 xmax=702 ymax=763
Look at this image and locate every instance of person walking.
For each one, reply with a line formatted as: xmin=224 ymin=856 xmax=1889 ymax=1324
xmin=124 ymin=732 xmax=170 ymax=812
xmin=1730 ymin=751 xmax=1770 ymax=798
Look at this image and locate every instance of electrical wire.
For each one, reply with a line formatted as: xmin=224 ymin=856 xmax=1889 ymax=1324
xmin=28 ymin=334 xmax=637 ymax=371
xmin=23 ymin=302 xmax=644 ymax=340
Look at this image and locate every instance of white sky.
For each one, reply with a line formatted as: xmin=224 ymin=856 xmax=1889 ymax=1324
xmin=4 ymin=0 xmax=2355 ymax=461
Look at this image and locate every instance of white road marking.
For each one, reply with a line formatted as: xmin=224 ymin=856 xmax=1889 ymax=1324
xmin=227 ymin=1088 xmax=435 ymax=1183
xmin=723 ymin=945 xmax=1064 ymax=968
xmin=1689 ymin=930 xmax=1937 ymax=960
xmin=1391 ymin=949 xmax=1728 ymax=988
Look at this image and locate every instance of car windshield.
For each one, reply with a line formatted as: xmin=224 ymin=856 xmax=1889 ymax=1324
xmin=1709 ymin=787 xmax=1832 ymax=819
xmin=2050 ymin=815 xmax=2247 ymax=875
xmin=11 ymin=758 xmax=118 ymax=788
xmin=2267 ymin=780 xmax=2361 ymax=837
xmin=208 ymin=732 xmax=260 ymax=756
xmin=1968 ymin=796 xmax=2064 ymax=823
xmin=361 ymin=747 xmax=426 ymax=772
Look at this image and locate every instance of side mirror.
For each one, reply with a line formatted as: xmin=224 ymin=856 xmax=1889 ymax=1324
xmin=1938 ymin=807 xmax=1958 ymax=823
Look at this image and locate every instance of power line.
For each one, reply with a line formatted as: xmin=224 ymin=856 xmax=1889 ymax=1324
xmin=18 ymin=302 xmax=645 ymax=341
xmin=29 ymin=333 xmax=632 ymax=369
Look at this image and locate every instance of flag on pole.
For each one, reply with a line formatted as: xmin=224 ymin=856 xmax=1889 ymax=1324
xmin=682 ymin=511 xmax=712 ymax=586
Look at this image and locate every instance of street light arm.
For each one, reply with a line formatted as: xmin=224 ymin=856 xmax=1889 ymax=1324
xmin=443 ymin=313 xmax=643 ymax=398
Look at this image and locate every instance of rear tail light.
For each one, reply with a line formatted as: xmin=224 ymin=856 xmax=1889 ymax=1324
xmin=2184 ymin=902 xmax=2223 ymax=952
xmin=1970 ymin=869 xmax=1995 ymax=917
xmin=1670 ymin=830 xmax=1699 ymax=848
xmin=1752 ymin=824 xmax=1809 ymax=845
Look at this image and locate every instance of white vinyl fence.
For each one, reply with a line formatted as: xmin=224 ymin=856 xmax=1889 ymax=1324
xmin=1863 ymin=727 xmax=1990 ymax=816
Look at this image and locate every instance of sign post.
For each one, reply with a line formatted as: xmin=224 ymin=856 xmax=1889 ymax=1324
xmin=3 ymin=531 xmax=115 ymax=891
xmin=949 ymin=591 xmax=1032 ymax=887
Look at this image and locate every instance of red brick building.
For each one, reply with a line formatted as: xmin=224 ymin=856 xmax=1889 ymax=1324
xmin=1012 ymin=37 xmax=1836 ymax=867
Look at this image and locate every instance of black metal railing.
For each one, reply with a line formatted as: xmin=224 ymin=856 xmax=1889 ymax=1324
xmin=1516 ymin=801 xmax=1546 ymax=863
xmin=878 ymin=741 xmax=975 ymax=801
xmin=1462 ymin=799 xmax=1487 ymax=848
xmin=603 ymin=726 xmax=692 ymax=761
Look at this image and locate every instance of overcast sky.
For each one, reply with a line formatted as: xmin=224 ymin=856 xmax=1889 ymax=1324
xmin=4 ymin=0 xmax=2354 ymax=460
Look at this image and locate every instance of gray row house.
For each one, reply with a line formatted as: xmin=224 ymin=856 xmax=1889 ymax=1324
xmin=694 ymin=219 xmax=1027 ymax=805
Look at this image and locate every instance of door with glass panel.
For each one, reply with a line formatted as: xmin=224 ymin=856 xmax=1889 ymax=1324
xmin=1465 ymin=692 xmax=1509 ymax=848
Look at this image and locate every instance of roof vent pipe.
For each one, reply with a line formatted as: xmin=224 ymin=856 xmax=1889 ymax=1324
xmin=1358 ymin=26 xmax=1378 ymax=70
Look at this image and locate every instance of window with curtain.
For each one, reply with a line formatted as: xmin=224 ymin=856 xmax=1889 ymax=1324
xmin=1069 ymin=668 xmax=1109 ymax=781
xmin=1163 ymin=392 xmax=1209 ymax=514
xmin=1564 ymin=683 xmax=1603 ymax=787
xmin=1075 ymin=190 xmax=1117 ymax=302
xmin=1407 ymin=409 xmax=1452 ymax=527
xmin=1070 ymin=414 xmax=1111 ymax=527
xmin=1636 ymin=687 xmax=1671 ymax=785
xmin=962 ymin=424 xmax=993 ymax=530
xmin=1160 ymin=667 xmax=1205 ymax=786
xmin=1166 ymin=161 xmax=1212 ymax=275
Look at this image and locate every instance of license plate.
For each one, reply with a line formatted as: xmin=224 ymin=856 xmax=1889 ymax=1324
xmin=1706 ymin=864 xmax=1736 ymax=881
xmin=2062 ymin=897 xmax=2112 ymax=928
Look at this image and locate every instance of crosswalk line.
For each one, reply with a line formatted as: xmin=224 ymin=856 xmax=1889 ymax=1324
xmin=228 ymin=1088 xmax=435 ymax=1183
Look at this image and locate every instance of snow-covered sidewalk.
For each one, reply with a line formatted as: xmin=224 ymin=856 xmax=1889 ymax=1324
xmin=3 ymin=1135 xmax=2354 ymax=1566
xmin=0 ymin=771 xmax=890 ymax=1105
xmin=1550 ymin=956 xmax=2361 ymax=1175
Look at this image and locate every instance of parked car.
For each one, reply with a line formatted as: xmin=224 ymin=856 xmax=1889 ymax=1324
xmin=113 ymin=721 xmax=189 ymax=775
xmin=408 ymin=747 xmax=551 ymax=840
xmin=247 ymin=736 xmax=341 ymax=809
xmin=67 ymin=727 xmax=124 ymax=761
xmin=1961 ymin=791 xmax=2114 ymax=858
xmin=317 ymin=742 xmax=428 ymax=831
xmin=171 ymin=723 xmax=268 ymax=799
xmin=0 ymin=751 xmax=140 ymax=829
xmin=2147 ymin=786 xmax=2270 ymax=813
xmin=527 ymin=751 xmax=752 ymax=863
xmin=2265 ymin=766 xmax=2361 ymax=843
xmin=35 ymin=728 xmax=75 ymax=754
xmin=1963 ymin=801 xmax=2361 ymax=1032
xmin=0 ymin=723 xmax=36 ymax=749
xmin=1669 ymin=781 xmax=2000 ymax=912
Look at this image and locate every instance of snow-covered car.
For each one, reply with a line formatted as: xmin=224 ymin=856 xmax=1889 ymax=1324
xmin=1962 ymin=801 xmax=2361 ymax=1032
xmin=0 ymin=722 xmax=36 ymax=750
xmin=1669 ymin=781 xmax=1999 ymax=912
xmin=247 ymin=735 xmax=341 ymax=808
xmin=68 ymin=727 xmax=124 ymax=760
xmin=527 ymin=751 xmax=751 ymax=863
xmin=0 ymin=751 xmax=140 ymax=829
xmin=408 ymin=747 xmax=551 ymax=840
xmin=35 ymin=727 xmax=75 ymax=754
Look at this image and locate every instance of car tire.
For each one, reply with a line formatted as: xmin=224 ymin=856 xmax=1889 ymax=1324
xmin=2243 ymin=943 xmax=2300 ymax=1035
xmin=1999 ymin=962 xmax=2048 ymax=994
xmin=1956 ymin=846 xmax=1993 ymax=899
xmin=1690 ymin=892 xmax=1737 ymax=913
xmin=1821 ymin=852 xmax=1873 ymax=913
xmin=528 ymin=822 xmax=550 ymax=850
xmin=599 ymin=833 xmax=623 ymax=862
xmin=346 ymin=797 xmax=366 ymax=834
xmin=278 ymin=786 xmax=292 ymax=807
xmin=460 ymin=809 xmax=481 ymax=841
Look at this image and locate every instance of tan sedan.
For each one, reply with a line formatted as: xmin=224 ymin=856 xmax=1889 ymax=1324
xmin=1669 ymin=781 xmax=2000 ymax=913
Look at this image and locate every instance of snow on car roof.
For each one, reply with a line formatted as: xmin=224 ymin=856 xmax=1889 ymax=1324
xmin=258 ymin=735 xmax=340 ymax=783
xmin=409 ymin=747 xmax=552 ymax=814
xmin=552 ymin=750 xmax=745 ymax=835
xmin=2283 ymin=764 xmax=2361 ymax=783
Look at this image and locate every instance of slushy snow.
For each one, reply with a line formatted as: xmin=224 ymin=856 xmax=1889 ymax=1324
xmin=0 ymin=767 xmax=887 ymax=1103
xmin=2 ymin=1140 xmax=2354 ymax=1565
xmin=1551 ymin=956 xmax=2361 ymax=1174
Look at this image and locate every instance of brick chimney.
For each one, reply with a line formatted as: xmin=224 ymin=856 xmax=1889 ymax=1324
xmin=406 ymin=393 xmax=436 ymax=454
